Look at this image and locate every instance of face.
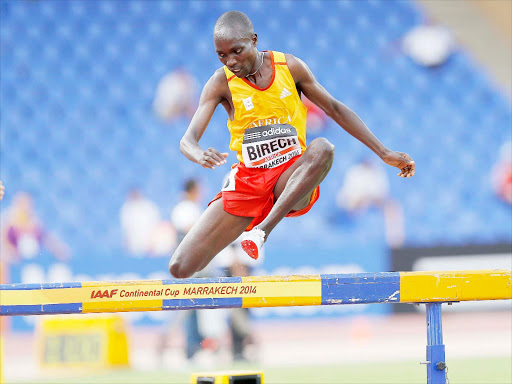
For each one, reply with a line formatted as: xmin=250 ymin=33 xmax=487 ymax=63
xmin=214 ymin=34 xmax=258 ymax=78
xmin=188 ymin=184 xmax=201 ymax=201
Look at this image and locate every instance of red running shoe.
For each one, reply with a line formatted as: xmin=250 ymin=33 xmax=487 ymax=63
xmin=241 ymin=227 xmax=265 ymax=260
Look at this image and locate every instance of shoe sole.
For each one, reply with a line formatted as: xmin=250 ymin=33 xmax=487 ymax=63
xmin=241 ymin=239 xmax=259 ymax=260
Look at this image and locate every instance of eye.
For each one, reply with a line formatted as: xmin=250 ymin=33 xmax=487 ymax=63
xmin=218 ymin=53 xmax=224 ymax=59
xmin=235 ymin=48 xmax=242 ymax=54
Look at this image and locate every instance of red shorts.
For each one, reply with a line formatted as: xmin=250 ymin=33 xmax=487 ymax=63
xmin=209 ymin=155 xmax=320 ymax=231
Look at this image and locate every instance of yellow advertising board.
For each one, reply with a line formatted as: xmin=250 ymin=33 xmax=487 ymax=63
xmin=38 ymin=314 xmax=129 ymax=369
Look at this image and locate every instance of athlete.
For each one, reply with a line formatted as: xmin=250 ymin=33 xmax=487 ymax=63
xmin=169 ymin=11 xmax=415 ymax=278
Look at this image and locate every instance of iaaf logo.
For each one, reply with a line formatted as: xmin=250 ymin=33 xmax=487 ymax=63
xmin=90 ymin=289 xmax=118 ymax=298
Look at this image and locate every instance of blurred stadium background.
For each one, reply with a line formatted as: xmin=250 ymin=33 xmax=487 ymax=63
xmin=0 ymin=0 xmax=511 ymax=383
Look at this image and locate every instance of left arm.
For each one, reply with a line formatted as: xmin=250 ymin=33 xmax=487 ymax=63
xmin=287 ymin=54 xmax=415 ymax=178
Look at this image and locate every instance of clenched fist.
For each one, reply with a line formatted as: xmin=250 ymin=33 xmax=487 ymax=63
xmin=199 ymin=147 xmax=229 ymax=169
xmin=381 ymin=151 xmax=415 ymax=178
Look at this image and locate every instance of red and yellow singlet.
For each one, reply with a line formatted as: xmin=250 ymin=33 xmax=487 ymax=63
xmin=224 ymin=51 xmax=308 ymax=168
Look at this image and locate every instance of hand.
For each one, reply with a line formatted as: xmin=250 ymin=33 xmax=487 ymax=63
xmin=382 ymin=151 xmax=415 ymax=178
xmin=199 ymin=148 xmax=228 ymax=169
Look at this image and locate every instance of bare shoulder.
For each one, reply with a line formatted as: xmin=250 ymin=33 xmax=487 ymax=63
xmin=208 ymin=68 xmax=229 ymax=91
xmin=283 ymin=53 xmax=312 ymax=83
xmin=202 ymin=67 xmax=230 ymax=102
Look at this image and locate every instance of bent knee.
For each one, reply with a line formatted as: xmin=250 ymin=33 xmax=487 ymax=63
xmin=169 ymin=259 xmax=195 ymax=279
xmin=309 ymin=137 xmax=335 ymax=163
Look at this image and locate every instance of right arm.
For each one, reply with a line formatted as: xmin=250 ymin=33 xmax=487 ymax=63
xmin=180 ymin=70 xmax=229 ymax=169
xmin=286 ymin=54 xmax=415 ymax=178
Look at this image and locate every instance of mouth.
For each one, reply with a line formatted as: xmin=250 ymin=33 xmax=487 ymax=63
xmin=230 ymin=68 xmax=243 ymax=76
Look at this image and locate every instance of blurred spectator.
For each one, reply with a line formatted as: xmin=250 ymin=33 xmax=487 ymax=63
xmin=491 ymin=141 xmax=512 ymax=205
xmin=0 ymin=192 xmax=71 ymax=267
xmin=171 ymin=179 xmax=203 ymax=243
xmin=120 ymin=188 xmax=175 ymax=256
xmin=197 ymin=169 xmax=261 ymax=362
xmin=214 ymin=240 xmax=260 ymax=362
xmin=302 ymin=95 xmax=328 ymax=135
xmin=402 ymin=24 xmax=455 ymax=67
xmin=0 ymin=190 xmax=67 ymax=328
xmin=161 ymin=180 xmax=257 ymax=363
xmin=336 ymin=159 xmax=405 ymax=248
xmin=161 ymin=179 xmax=213 ymax=361
xmin=153 ymin=67 xmax=199 ymax=122
xmin=150 ymin=220 xmax=177 ymax=256
xmin=0 ymin=180 xmax=4 ymax=200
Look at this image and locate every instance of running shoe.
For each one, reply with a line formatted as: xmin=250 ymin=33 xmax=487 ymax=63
xmin=241 ymin=227 xmax=265 ymax=260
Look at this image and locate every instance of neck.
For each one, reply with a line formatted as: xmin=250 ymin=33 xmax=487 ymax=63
xmin=246 ymin=51 xmax=264 ymax=78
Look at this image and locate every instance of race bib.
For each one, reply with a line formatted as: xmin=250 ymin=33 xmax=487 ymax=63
xmin=242 ymin=124 xmax=302 ymax=169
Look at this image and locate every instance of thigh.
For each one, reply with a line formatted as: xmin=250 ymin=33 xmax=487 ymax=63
xmin=171 ymin=198 xmax=254 ymax=272
xmin=273 ymin=138 xmax=334 ymax=211
xmin=273 ymin=155 xmax=312 ymax=211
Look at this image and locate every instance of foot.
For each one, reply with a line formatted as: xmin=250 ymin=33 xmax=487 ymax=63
xmin=241 ymin=227 xmax=266 ymax=260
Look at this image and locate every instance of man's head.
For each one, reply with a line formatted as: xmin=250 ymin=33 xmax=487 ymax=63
xmin=184 ymin=179 xmax=200 ymax=201
xmin=213 ymin=11 xmax=259 ymax=78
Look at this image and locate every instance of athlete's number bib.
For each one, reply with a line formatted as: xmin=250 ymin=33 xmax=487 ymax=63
xmin=241 ymin=124 xmax=302 ymax=169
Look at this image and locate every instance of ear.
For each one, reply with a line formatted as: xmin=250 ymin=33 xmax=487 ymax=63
xmin=252 ymin=33 xmax=258 ymax=47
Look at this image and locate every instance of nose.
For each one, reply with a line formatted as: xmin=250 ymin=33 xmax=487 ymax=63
xmin=226 ymin=57 xmax=237 ymax=68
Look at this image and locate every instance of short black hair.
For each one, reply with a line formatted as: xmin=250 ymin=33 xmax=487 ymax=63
xmin=213 ymin=10 xmax=254 ymax=40
xmin=184 ymin=179 xmax=197 ymax=193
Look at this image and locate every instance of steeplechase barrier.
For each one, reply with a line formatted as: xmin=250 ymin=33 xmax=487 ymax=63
xmin=1 ymin=269 xmax=511 ymax=384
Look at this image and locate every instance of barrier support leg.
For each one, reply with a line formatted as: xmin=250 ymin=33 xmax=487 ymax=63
xmin=425 ymin=303 xmax=446 ymax=384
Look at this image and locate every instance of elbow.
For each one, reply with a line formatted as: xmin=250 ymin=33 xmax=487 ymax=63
xmin=325 ymin=100 xmax=341 ymax=119
xmin=179 ymin=138 xmax=187 ymax=155
xmin=326 ymin=102 xmax=349 ymax=126
xmin=325 ymin=108 xmax=337 ymax=120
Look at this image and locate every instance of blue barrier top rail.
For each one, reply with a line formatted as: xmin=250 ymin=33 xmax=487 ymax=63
xmin=0 ymin=270 xmax=510 ymax=316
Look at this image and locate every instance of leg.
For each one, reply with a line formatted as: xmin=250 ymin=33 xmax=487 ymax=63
xmin=185 ymin=310 xmax=202 ymax=359
xmin=258 ymin=137 xmax=335 ymax=238
xmin=169 ymin=198 xmax=254 ymax=278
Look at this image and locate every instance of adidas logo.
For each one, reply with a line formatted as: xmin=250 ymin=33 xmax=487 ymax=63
xmin=280 ymin=88 xmax=292 ymax=99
